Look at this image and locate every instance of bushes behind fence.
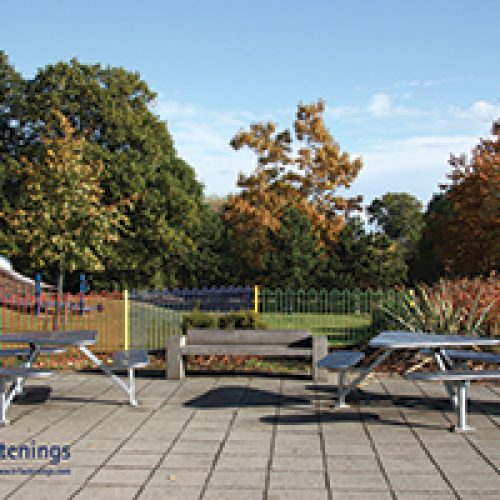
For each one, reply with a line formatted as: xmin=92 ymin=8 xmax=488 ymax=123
xmin=182 ymin=309 xmax=265 ymax=334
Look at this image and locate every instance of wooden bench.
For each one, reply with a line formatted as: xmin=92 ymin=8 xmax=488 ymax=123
xmin=316 ymin=351 xmax=365 ymax=407
xmin=0 ymin=367 xmax=53 ymax=426
xmin=166 ymin=329 xmax=328 ymax=381
xmin=406 ymin=369 xmax=500 ymax=432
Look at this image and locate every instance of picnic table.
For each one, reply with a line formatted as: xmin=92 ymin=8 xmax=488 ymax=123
xmin=0 ymin=330 xmax=148 ymax=426
xmin=320 ymin=330 xmax=500 ymax=431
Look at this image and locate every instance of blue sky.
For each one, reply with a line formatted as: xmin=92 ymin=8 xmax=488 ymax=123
xmin=2 ymin=0 xmax=499 ymax=207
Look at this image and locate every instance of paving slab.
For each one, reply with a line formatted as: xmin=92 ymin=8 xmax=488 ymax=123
xmin=1 ymin=372 xmax=498 ymax=498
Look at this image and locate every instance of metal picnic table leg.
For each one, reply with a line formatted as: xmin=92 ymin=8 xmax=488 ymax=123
xmin=433 ymin=350 xmax=459 ymax=409
xmin=0 ymin=377 xmax=10 ymax=426
xmin=453 ymin=381 xmax=473 ymax=432
xmin=79 ymin=346 xmax=138 ymax=406
xmin=334 ymin=349 xmax=393 ymax=409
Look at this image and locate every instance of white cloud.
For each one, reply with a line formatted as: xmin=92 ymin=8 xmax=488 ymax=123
xmin=368 ymin=93 xmax=392 ymax=116
xmin=351 ymin=134 xmax=485 ymax=204
xmin=395 ymin=76 xmax=470 ymax=88
xmin=154 ymin=96 xmax=496 ymax=201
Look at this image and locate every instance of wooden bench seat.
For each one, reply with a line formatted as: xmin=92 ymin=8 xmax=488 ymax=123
xmin=406 ymin=369 xmax=500 ymax=432
xmin=166 ymin=329 xmax=328 ymax=381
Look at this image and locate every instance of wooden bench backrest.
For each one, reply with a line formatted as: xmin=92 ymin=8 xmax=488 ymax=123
xmin=186 ymin=329 xmax=312 ymax=346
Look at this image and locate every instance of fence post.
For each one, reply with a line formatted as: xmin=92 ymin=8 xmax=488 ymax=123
xmin=35 ymin=273 xmax=41 ymax=316
xmin=124 ymin=289 xmax=130 ymax=351
xmin=254 ymin=285 xmax=259 ymax=314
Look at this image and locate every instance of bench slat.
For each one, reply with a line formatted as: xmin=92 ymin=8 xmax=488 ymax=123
xmin=406 ymin=370 xmax=500 ymax=382
xmin=187 ymin=329 xmax=312 ymax=346
xmin=446 ymin=350 xmax=500 ymax=364
xmin=182 ymin=345 xmax=313 ymax=357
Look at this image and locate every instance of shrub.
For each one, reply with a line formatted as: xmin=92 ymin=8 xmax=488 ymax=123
xmin=218 ymin=310 xmax=266 ymax=329
xmin=376 ymin=276 xmax=498 ymax=336
xmin=181 ymin=309 xmax=266 ymax=333
xmin=181 ymin=309 xmax=218 ymax=334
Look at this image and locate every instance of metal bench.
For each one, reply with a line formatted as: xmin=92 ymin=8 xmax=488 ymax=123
xmin=79 ymin=349 xmax=149 ymax=406
xmin=0 ymin=367 xmax=53 ymax=426
xmin=111 ymin=349 xmax=149 ymax=406
xmin=0 ymin=347 xmax=66 ymax=358
xmin=406 ymin=369 xmax=500 ymax=432
xmin=444 ymin=350 xmax=500 ymax=365
xmin=166 ymin=329 xmax=328 ymax=381
xmin=317 ymin=351 xmax=365 ymax=407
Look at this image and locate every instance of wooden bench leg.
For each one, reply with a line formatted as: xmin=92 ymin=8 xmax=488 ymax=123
xmin=167 ymin=335 xmax=185 ymax=380
xmin=453 ymin=381 xmax=473 ymax=432
xmin=312 ymin=335 xmax=328 ymax=382
xmin=0 ymin=377 xmax=9 ymax=427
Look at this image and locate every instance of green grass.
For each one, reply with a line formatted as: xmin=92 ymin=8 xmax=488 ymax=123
xmin=261 ymin=312 xmax=373 ymax=346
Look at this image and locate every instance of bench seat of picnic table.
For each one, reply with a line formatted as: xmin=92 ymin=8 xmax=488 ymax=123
xmin=316 ymin=351 xmax=366 ymax=408
xmin=0 ymin=367 xmax=54 ymax=426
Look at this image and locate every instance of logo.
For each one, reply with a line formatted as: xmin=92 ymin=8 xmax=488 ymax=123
xmin=0 ymin=441 xmax=71 ymax=466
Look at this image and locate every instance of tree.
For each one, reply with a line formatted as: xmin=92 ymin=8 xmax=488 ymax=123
xmin=410 ymin=193 xmax=448 ymax=283
xmin=1 ymin=112 xmax=128 ymax=326
xmin=436 ymin=121 xmax=499 ymax=275
xmin=0 ymin=51 xmax=25 ymax=253
xmin=3 ymin=55 xmax=205 ymax=288
xmin=367 ymin=192 xmax=424 ymax=253
xmin=317 ymin=217 xmax=408 ymax=289
xmin=225 ymin=100 xmax=362 ymax=278
xmin=265 ymin=207 xmax=321 ymax=288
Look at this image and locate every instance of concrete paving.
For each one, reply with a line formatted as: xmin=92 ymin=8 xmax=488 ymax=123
xmin=0 ymin=371 xmax=498 ymax=499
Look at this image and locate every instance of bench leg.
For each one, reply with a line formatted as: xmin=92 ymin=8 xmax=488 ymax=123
xmin=434 ymin=350 xmax=458 ymax=409
xmin=452 ymin=381 xmax=473 ymax=432
xmin=312 ymin=335 xmax=328 ymax=382
xmin=128 ymin=368 xmax=138 ymax=406
xmin=0 ymin=377 xmax=10 ymax=427
xmin=335 ymin=369 xmax=350 ymax=408
xmin=167 ymin=335 xmax=185 ymax=380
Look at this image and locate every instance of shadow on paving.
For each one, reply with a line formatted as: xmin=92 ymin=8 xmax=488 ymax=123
xmin=184 ymin=386 xmax=311 ymax=408
xmin=260 ymin=412 xmax=445 ymax=430
xmin=307 ymin=385 xmax=500 ymax=416
xmin=13 ymin=386 xmax=52 ymax=404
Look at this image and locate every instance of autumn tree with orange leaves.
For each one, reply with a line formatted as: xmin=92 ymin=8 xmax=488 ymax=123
xmin=225 ymin=100 xmax=362 ymax=282
xmin=435 ymin=120 xmax=499 ymax=275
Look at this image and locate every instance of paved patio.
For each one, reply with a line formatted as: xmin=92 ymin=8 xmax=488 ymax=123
xmin=0 ymin=371 xmax=498 ymax=499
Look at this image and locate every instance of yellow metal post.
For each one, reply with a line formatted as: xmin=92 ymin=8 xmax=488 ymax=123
xmin=124 ymin=289 xmax=130 ymax=351
xmin=254 ymin=285 xmax=259 ymax=314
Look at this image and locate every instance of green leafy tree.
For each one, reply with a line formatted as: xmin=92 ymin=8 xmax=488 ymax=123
xmin=0 ymin=51 xmax=25 ymax=252
xmin=4 ymin=56 xmax=204 ymax=288
xmin=265 ymin=207 xmax=321 ymax=288
xmin=367 ymin=192 xmax=424 ymax=255
xmin=317 ymin=217 xmax=408 ymax=289
xmin=1 ymin=112 xmax=128 ymax=326
xmin=410 ymin=194 xmax=449 ymax=283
